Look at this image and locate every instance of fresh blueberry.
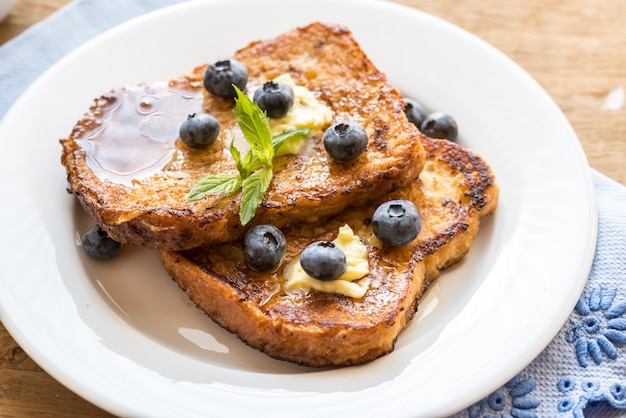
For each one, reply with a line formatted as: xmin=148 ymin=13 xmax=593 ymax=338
xmin=402 ymin=98 xmax=428 ymax=127
xmin=203 ymin=59 xmax=248 ymax=98
xmin=323 ymin=121 xmax=368 ymax=161
xmin=300 ymin=241 xmax=347 ymax=281
xmin=372 ymin=200 xmax=422 ymax=246
xmin=82 ymin=224 xmax=121 ymax=260
xmin=243 ymin=224 xmax=287 ymax=272
xmin=179 ymin=113 xmax=220 ymax=148
xmin=253 ymin=81 xmax=295 ymax=119
xmin=420 ymin=112 xmax=458 ymax=142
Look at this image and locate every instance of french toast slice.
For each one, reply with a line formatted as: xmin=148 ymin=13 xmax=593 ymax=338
xmin=60 ymin=22 xmax=426 ymax=251
xmin=159 ymin=136 xmax=499 ymax=367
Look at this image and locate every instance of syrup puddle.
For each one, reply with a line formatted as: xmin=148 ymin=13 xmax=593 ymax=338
xmin=76 ymin=80 xmax=203 ymax=186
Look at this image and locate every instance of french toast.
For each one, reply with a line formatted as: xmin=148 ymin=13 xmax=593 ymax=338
xmin=60 ymin=22 xmax=426 ymax=251
xmin=159 ymin=135 xmax=499 ymax=367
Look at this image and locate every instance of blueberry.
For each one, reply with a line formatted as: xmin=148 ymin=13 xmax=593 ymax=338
xmin=179 ymin=113 xmax=220 ymax=148
xmin=402 ymin=98 xmax=428 ymax=127
xmin=420 ymin=112 xmax=458 ymax=142
xmin=323 ymin=121 xmax=368 ymax=161
xmin=82 ymin=224 xmax=121 ymax=260
xmin=372 ymin=200 xmax=422 ymax=246
xmin=300 ymin=241 xmax=346 ymax=281
xmin=203 ymin=59 xmax=248 ymax=98
xmin=253 ymin=81 xmax=294 ymax=119
xmin=243 ymin=224 xmax=286 ymax=272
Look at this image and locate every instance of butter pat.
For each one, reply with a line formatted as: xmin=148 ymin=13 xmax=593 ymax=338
xmin=284 ymin=225 xmax=370 ymax=298
xmin=267 ymin=74 xmax=333 ymax=152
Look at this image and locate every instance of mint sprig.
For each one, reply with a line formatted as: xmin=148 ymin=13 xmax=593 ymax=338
xmin=186 ymin=86 xmax=311 ymax=225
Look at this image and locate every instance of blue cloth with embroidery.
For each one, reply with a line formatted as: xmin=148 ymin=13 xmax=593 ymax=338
xmin=450 ymin=170 xmax=626 ymax=418
xmin=2 ymin=2 xmax=626 ymax=417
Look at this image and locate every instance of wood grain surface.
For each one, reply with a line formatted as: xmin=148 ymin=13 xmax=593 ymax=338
xmin=1 ymin=0 xmax=625 ymax=416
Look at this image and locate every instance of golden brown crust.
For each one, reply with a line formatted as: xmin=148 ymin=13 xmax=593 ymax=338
xmin=159 ymin=137 xmax=499 ymax=367
xmin=60 ymin=22 xmax=425 ymax=250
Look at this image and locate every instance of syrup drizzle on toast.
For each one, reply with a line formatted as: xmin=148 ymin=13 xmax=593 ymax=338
xmin=75 ymin=80 xmax=203 ymax=185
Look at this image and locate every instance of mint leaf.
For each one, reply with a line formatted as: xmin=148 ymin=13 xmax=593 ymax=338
xmin=233 ymin=86 xmax=274 ymax=166
xmin=245 ymin=154 xmax=264 ymax=174
xmin=272 ymin=128 xmax=311 ymax=156
xmin=187 ymin=173 xmax=242 ymax=201
xmin=229 ymin=138 xmax=248 ymax=178
xmin=186 ymin=87 xmax=311 ymax=226
xmin=240 ymin=166 xmax=273 ymax=225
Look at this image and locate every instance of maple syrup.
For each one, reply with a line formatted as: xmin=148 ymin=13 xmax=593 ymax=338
xmin=75 ymin=80 xmax=203 ymax=186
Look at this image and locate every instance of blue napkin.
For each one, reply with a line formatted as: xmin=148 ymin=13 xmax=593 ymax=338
xmin=1 ymin=1 xmax=625 ymax=417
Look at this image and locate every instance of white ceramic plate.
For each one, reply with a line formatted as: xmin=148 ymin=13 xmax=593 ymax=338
xmin=0 ymin=0 xmax=596 ymax=416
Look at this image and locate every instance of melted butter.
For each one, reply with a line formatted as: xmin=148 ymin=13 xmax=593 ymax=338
xmin=75 ymin=79 xmax=203 ymax=186
xmin=283 ymin=225 xmax=371 ymax=298
xmin=249 ymin=74 xmax=333 ymax=156
xmin=269 ymin=74 xmax=333 ymax=135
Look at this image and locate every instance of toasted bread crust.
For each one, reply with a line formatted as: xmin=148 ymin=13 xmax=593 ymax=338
xmin=159 ymin=136 xmax=498 ymax=367
xmin=61 ymin=22 xmax=425 ymax=250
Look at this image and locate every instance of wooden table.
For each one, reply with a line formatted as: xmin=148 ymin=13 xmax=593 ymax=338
xmin=1 ymin=0 xmax=625 ymax=416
